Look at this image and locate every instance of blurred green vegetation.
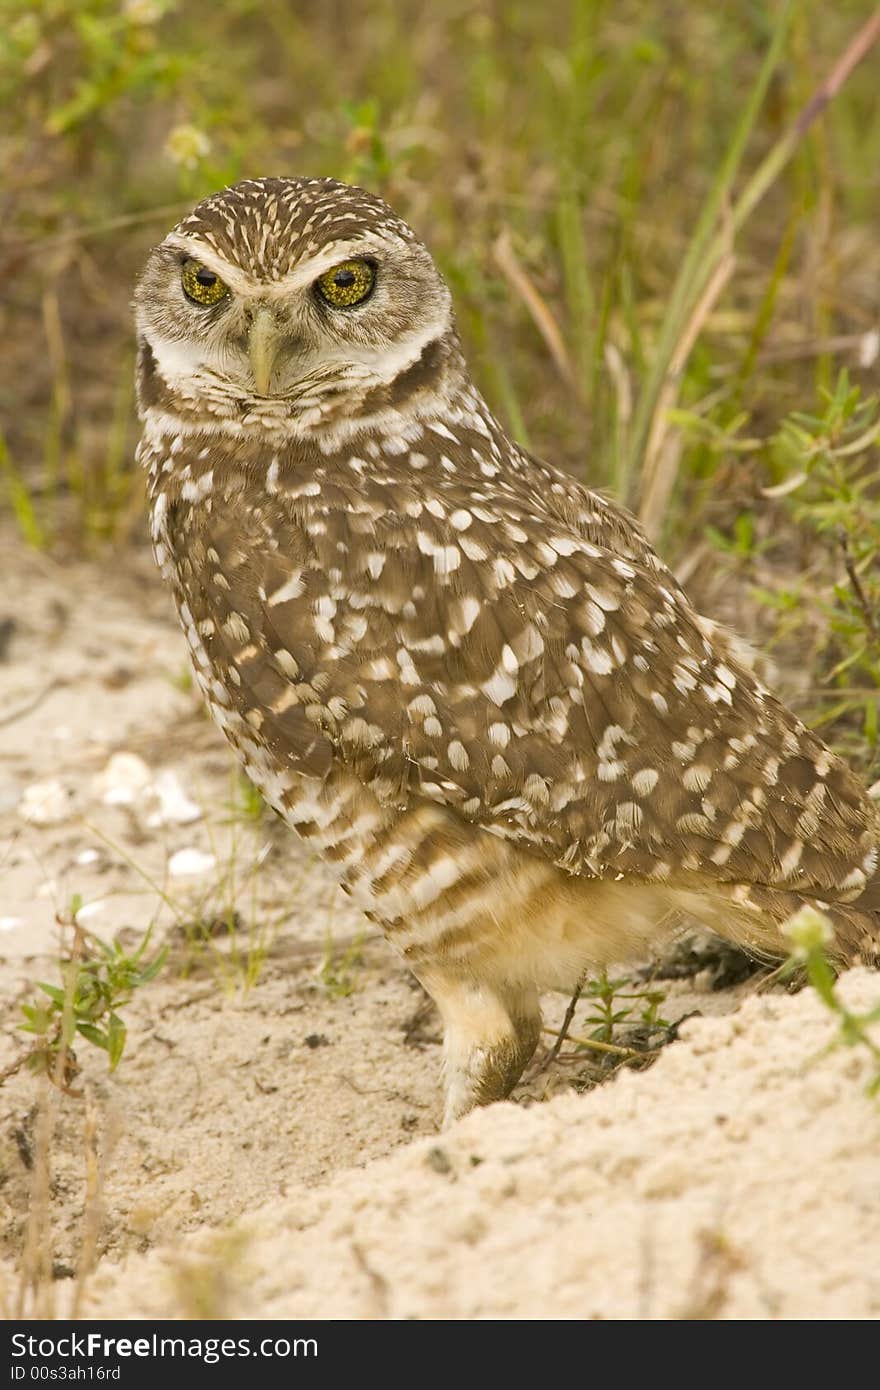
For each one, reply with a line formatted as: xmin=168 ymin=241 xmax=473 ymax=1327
xmin=0 ymin=0 xmax=878 ymax=769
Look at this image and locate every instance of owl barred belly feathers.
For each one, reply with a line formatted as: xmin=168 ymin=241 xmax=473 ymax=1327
xmin=135 ymin=177 xmax=880 ymax=1124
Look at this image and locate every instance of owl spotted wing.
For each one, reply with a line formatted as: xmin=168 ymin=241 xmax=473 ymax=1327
xmin=181 ymin=461 xmax=878 ymax=919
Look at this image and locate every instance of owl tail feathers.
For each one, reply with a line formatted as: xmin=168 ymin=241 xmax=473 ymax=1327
xmin=673 ymin=881 xmax=880 ymax=968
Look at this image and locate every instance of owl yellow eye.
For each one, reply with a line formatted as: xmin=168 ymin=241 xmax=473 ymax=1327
xmin=181 ymin=260 xmax=229 ymax=306
xmin=315 ymin=259 xmax=376 ymax=308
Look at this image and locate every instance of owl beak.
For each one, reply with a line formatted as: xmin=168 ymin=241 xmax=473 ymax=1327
xmin=248 ymin=305 xmax=281 ymax=396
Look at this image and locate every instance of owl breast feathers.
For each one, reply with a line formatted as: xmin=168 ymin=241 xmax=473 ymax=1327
xmin=135 ymin=176 xmax=880 ymax=1124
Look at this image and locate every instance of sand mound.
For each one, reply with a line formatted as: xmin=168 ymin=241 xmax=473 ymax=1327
xmin=78 ymin=969 xmax=880 ymax=1321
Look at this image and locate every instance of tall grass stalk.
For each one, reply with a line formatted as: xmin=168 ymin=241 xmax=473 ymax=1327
xmin=629 ymin=4 xmax=880 ymax=517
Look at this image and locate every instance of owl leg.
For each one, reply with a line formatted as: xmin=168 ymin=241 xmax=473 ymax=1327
xmin=419 ymin=971 xmax=541 ymax=1127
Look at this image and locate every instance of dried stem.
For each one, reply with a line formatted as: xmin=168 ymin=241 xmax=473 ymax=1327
xmin=839 ymin=530 xmax=878 ymax=638
xmin=492 ymin=228 xmax=580 ymax=393
xmin=541 ymin=1025 xmax=652 ymax=1060
xmin=545 ymin=980 xmax=584 ymax=1066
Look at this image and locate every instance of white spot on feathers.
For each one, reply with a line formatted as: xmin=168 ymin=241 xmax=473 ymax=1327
xmin=268 ymin=574 xmax=305 ymax=605
xmin=482 ymin=667 xmax=517 ymax=706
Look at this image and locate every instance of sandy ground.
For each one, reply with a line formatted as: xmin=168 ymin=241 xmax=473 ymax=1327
xmin=1 ymin=530 xmax=878 ymax=1320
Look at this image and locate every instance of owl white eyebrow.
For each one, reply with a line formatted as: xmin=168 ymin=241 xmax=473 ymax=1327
xmin=164 ymin=236 xmax=255 ymax=295
xmin=164 ymin=233 xmax=393 ymax=299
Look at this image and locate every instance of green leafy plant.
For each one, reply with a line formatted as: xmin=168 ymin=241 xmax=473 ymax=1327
xmin=540 ymin=971 xmax=672 ymax=1091
xmin=228 ymin=770 xmax=267 ymax=825
xmin=782 ymin=906 xmax=880 ymax=1097
xmin=11 ymin=899 xmax=166 ymax=1090
xmin=584 ymin=970 xmax=671 ymax=1044
xmin=768 ymin=373 xmax=880 ymax=760
xmin=318 ymin=929 xmax=366 ymax=1000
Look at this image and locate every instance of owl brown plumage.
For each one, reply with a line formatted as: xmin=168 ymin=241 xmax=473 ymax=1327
xmin=135 ymin=177 xmax=880 ymax=1124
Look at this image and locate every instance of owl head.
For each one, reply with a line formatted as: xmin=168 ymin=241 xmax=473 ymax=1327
xmin=134 ymin=177 xmax=455 ymax=421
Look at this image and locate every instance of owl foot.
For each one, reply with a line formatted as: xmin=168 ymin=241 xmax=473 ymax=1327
xmin=420 ymin=972 xmax=541 ymax=1128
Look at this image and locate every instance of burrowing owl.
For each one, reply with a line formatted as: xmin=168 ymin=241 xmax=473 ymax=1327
xmin=135 ymin=177 xmax=879 ymax=1124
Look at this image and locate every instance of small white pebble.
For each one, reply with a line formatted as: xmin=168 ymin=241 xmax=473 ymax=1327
xmin=75 ymin=900 xmax=106 ymax=923
xmin=168 ymin=848 xmax=216 ymax=877
xmin=147 ymin=770 xmax=202 ymax=826
xmin=93 ymin=752 xmax=152 ymax=807
xmin=19 ymin=780 xmax=71 ymax=826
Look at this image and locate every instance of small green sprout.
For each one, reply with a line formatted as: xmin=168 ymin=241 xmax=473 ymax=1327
xmin=782 ymin=906 xmax=880 ymax=1098
xmin=318 ymin=930 xmax=366 ymax=999
xmin=15 ymin=900 xmax=166 ymax=1091
xmin=584 ymin=970 xmax=671 ymax=1043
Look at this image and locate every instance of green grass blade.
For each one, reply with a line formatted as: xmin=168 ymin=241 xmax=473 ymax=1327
xmin=0 ymin=427 xmax=47 ymax=549
xmin=625 ymin=0 xmax=795 ymax=498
